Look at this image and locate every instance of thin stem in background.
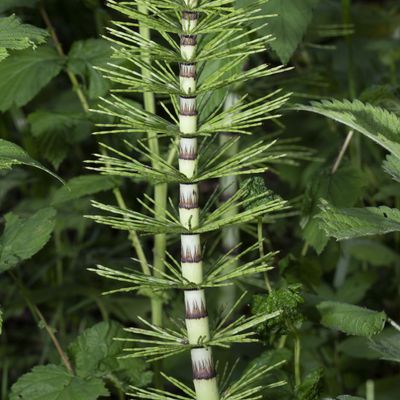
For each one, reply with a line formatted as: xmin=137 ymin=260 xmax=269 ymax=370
xmin=294 ymin=332 xmax=301 ymax=387
xmin=39 ymin=4 xmax=150 ymax=278
xmin=137 ymin=2 xmax=168 ymax=328
xmin=9 ymin=271 xmax=74 ymax=375
xmin=258 ymin=217 xmax=272 ymax=293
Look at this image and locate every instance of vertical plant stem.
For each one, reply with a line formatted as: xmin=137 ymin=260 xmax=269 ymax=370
xmin=294 ymin=332 xmax=301 ymax=387
xmin=219 ymin=94 xmax=240 ymax=308
xmin=137 ymin=2 xmax=167 ymax=327
xmin=10 ymin=271 xmax=74 ymax=374
xmin=39 ymin=4 xmax=150 ymax=278
xmin=179 ymin=4 xmax=219 ymax=399
xmin=258 ymin=217 xmax=272 ymax=293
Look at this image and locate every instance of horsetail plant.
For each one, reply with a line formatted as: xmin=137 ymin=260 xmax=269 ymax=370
xmin=88 ymin=0 xmax=291 ymax=398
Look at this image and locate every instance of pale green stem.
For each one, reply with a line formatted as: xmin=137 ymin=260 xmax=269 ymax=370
xmin=178 ymin=5 xmax=219 ymax=399
xmin=40 ymin=4 xmax=150 ymax=278
xmin=137 ymin=2 xmax=167 ymax=328
xmin=294 ymin=332 xmax=301 ymax=387
xmin=258 ymin=217 xmax=272 ymax=293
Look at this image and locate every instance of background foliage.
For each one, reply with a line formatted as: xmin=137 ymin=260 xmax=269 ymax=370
xmin=1 ymin=0 xmax=400 ymax=399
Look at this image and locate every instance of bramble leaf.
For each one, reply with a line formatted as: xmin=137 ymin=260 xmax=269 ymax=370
xmin=0 ymin=139 xmax=62 ymax=182
xmin=255 ymin=0 xmax=320 ymax=64
xmin=10 ymin=364 xmax=108 ymax=400
xmin=0 ymin=15 xmax=48 ymax=61
xmin=0 ymin=208 xmax=56 ymax=273
xmin=0 ymin=46 xmax=63 ymax=111
xmin=68 ymin=321 xmax=152 ymax=388
xmin=317 ymin=301 xmax=387 ymax=337
xmin=52 ymin=175 xmax=116 ymax=206
xmin=68 ymin=39 xmax=113 ymax=98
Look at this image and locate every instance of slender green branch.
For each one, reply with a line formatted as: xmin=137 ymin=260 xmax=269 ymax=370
xmin=39 ymin=3 xmax=150 ymax=278
xmin=258 ymin=217 xmax=272 ymax=293
xmin=294 ymin=332 xmax=301 ymax=387
xmin=9 ymin=272 xmax=74 ymax=375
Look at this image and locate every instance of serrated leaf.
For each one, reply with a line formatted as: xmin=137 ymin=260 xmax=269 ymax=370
xmin=383 ymin=154 xmax=400 ymax=183
xmin=52 ymin=175 xmax=116 ymax=206
xmin=10 ymin=364 xmax=108 ymax=400
xmin=0 ymin=15 xmax=48 ymax=61
xmin=257 ymin=0 xmax=320 ymax=64
xmin=0 ymin=46 xmax=63 ymax=111
xmin=295 ymin=100 xmax=400 ymax=159
xmin=296 ymin=368 xmax=323 ymax=400
xmin=370 ymin=333 xmax=400 ymax=363
xmin=317 ymin=201 xmax=400 ymax=240
xmin=68 ymin=39 xmax=113 ymax=98
xmin=28 ymin=111 xmax=92 ymax=169
xmin=317 ymin=301 xmax=387 ymax=337
xmin=0 ymin=207 xmax=56 ymax=273
xmin=68 ymin=321 xmax=152 ymax=388
xmin=0 ymin=138 xmax=62 ymax=182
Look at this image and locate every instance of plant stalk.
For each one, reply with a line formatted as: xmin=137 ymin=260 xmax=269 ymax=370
xmin=178 ymin=4 xmax=219 ymax=399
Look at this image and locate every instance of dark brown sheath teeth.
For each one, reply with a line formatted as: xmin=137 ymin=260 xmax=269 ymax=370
xmin=181 ymin=34 xmax=197 ymax=46
xmin=180 ymin=194 xmax=199 ymax=209
xmin=180 ymin=97 xmax=197 ymax=116
xmin=181 ymin=246 xmax=202 ymax=263
xmin=182 ymin=11 xmax=199 ymax=20
xmin=185 ymin=298 xmax=208 ymax=319
xmin=179 ymin=145 xmax=197 ymax=160
xmin=192 ymin=359 xmax=217 ymax=380
xmin=180 ymin=63 xmax=196 ymax=78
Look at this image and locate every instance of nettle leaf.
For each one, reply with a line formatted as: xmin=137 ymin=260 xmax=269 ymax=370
xmin=68 ymin=321 xmax=152 ymax=388
xmin=68 ymin=39 xmax=113 ymax=99
xmin=317 ymin=301 xmax=387 ymax=337
xmin=0 ymin=138 xmax=62 ymax=182
xmin=257 ymin=0 xmax=320 ymax=64
xmin=369 ymin=333 xmax=400 ymax=363
xmin=52 ymin=175 xmax=116 ymax=206
xmin=295 ymin=100 xmax=400 ymax=159
xmin=383 ymin=154 xmax=400 ymax=183
xmin=0 ymin=15 xmax=48 ymax=61
xmin=252 ymin=284 xmax=303 ymax=335
xmin=10 ymin=364 xmax=108 ymax=400
xmin=0 ymin=46 xmax=63 ymax=112
xmin=317 ymin=201 xmax=400 ymax=240
xmin=28 ymin=111 xmax=92 ymax=169
xmin=296 ymin=368 xmax=323 ymax=400
xmin=302 ymin=165 xmax=365 ymax=253
xmin=0 ymin=207 xmax=56 ymax=273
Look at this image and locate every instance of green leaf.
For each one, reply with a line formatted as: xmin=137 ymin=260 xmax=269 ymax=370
xmin=10 ymin=364 xmax=108 ymax=400
xmin=0 ymin=138 xmax=62 ymax=182
xmin=296 ymin=368 xmax=323 ymax=400
xmin=68 ymin=39 xmax=113 ymax=98
xmin=0 ymin=207 xmax=56 ymax=273
xmin=68 ymin=321 xmax=152 ymax=388
xmin=383 ymin=154 xmax=400 ymax=183
xmin=0 ymin=0 xmax=38 ymax=12
xmin=317 ymin=301 xmax=387 ymax=337
xmin=370 ymin=333 xmax=400 ymax=363
xmin=0 ymin=46 xmax=63 ymax=112
xmin=252 ymin=284 xmax=303 ymax=335
xmin=52 ymin=175 xmax=116 ymax=206
xmin=257 ymin=0 xmax=320 ymax=64
xmin=28 ymin=111 xmax=92 ymax=169
xmin=344 ymin=239 xmax=400 ymax=267
xmin=317 ymin=201 xmax=400 ymax=240
xmin=0 ymin=15 xmax=48 ymax=61
xmin=295 ymin=100 xmax=400 ymax=159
